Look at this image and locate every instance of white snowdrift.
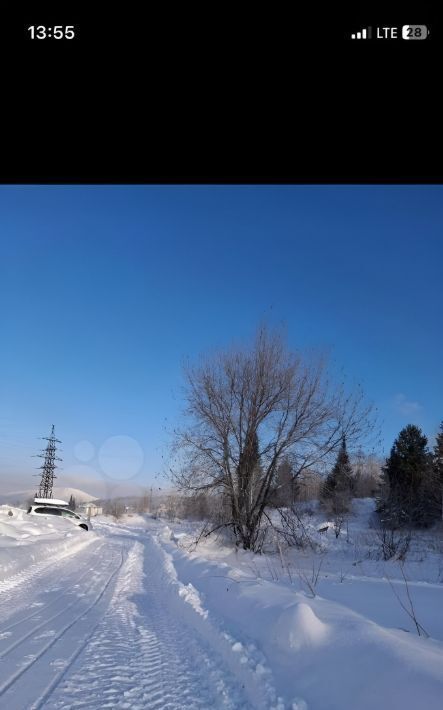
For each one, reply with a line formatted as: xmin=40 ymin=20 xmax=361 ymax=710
xmin=274 ymin=602 xmax=329 ymax=652
xmin=0 ymin=506 xmax=96 ymax=590
xmin=156 ymin=523 xmax=443 ymax=710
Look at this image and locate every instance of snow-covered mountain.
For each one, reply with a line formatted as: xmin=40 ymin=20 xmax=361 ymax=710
xmin=0 ymin=486 xmax=97 ymax=505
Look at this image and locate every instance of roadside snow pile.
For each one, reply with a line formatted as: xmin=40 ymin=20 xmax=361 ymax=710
xmin=0 ymin=505 xmax=96 ymax=588
xmin=154 ymin=517 xmax=443 ymax=710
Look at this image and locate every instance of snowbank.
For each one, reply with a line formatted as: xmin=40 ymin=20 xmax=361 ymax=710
xmin=0 ymin=506 xmax=96 ymax=590
xmin=155 ymin=520 xmax=443 ymax=710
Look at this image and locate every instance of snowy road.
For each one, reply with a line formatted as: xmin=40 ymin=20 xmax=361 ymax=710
xmin=2 ymin=514 xmax=443 ymax=710
xmin=0 ymin=522 xmax=264 ymax=710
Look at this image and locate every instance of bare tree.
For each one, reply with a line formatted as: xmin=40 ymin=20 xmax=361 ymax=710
xmin=105 ymin=499 xmax=125 ymax=520
xmin=295 ymin=468 xmax=322 ymax=502
xmin=180 ymin=491 xmax=212 ymax=520
xmin=273 ymin=505 xmax=320 ymax=551
xmin=385 ymin=562 xmax=429 ymax=637
xmin=371 ymin=519 xmax=412 ymax=561
xmin=163 ymin=493 xmax=181 ymax=520
xmin=136 ymin=488 xmax=151 ymax=514
xmin=170 ymin=325 xmax=375 ymax=551
xmin=297 ymin=556 xmax=325 ymax=597
xmin=351 ymin=451 xmax=382 ymax=498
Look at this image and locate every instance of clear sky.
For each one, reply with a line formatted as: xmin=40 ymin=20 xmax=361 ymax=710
xmin=1 ymin=185 xmax=442 ymax=497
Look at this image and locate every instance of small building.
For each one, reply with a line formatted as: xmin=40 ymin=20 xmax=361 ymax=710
xmin=78 ymin=502 xmax=103 ymax=517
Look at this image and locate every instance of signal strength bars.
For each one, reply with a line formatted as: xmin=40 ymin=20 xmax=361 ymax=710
xmin=351 ymin=27 xmax=372 ymax=39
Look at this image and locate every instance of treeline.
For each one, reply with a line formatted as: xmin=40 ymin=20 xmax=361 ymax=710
xmin=319 ymin=422 xmax=443 ymax=528
xmin=152 ymin=452 xmax=382 ymax=524
xmin=165 ymin=422 xmax=443 ymax=530
xmin=272 ymin=450 xmax=381 ymax=507
xmin=102 ymin=423 xmax=443 ymax=533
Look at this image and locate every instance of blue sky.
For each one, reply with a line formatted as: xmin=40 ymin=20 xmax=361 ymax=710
xmin=1 ymin=185 xmax=442 ymax=496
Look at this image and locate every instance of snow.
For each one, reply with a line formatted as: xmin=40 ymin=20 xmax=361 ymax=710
xmin=0 ymin=502 xmax=442 ymax=709
xmin=0 ymin=506 xmax=95 ymax=591
xmin=33 ymin=498 xmax=70 ymax=506
xmin=152 ymin=500 xmax=443 ymax=709
xmin=274 ymin=602 xmax=329 ymax=652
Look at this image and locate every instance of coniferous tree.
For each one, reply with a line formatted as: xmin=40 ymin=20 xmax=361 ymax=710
xmin=68 ymin=494 xmax=76 ymax=511
xmin=271 ymin=458 xmax=299 ymax=507
xmin=379 ymin=424 xmax=437 ymax=527
xmin=432 ymin=422 xmax=443 ymax=521
xmin=248 ymin=432 xmax=265 ymax=506
xmin=351 ymin=447 xmax=364 ymax=497
xmin=321 ymin=435 xmax=354 ymax=513
xmin=233 ymin=431 xmax=264 ymax=541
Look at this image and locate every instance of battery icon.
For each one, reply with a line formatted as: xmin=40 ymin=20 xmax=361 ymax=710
xmin=402 ymin=25 xmax=430 ymax=39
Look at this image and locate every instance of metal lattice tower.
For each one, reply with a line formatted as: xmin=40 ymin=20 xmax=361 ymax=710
xmin=33 ymin=425 xmax=62 ymax=499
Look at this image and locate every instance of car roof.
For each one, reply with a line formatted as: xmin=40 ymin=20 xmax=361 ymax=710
xmin=33 ymin=497 xmax=69 ymax=506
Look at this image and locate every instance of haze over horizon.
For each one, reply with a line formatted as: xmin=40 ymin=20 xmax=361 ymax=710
xmin=1 ymin=185 xmax=442 ymax=495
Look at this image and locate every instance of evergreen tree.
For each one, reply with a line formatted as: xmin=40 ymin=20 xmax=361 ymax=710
xmin=248 ymin=432 xmax=264 ymax=506
xmin=271 ymin=458 xmax=299 ymax=507
xmin=350 ymin=447 xmax=364 ymax=497
xmin=233 ymin=431 xmax=264 ymax=539
xmin=432 ymin=422 xmax=443 ymax=521
xmin=321 ymin=435 xmax=354 ymax=513
xmin=380 ymin=424 xmax=437 ymax=527
xmin=68 ymin=494 xmax=76 ymax=511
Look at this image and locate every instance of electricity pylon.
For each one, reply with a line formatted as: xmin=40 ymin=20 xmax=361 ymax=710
xmin=33 ymin=425 xmax=62 ymax=499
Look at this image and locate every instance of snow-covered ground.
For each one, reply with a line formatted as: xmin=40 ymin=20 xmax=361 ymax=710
xmin=0 ymin=500 xmax=442 ymax=709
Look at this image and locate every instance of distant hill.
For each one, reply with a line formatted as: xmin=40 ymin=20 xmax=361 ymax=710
xmin=0 ymin=487 xmax=97 ymax=505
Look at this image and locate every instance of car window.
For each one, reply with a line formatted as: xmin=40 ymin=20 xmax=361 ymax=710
xmin=35 ymin=507 xmax=62 ymax=515
xmin=60 ymin=510 xmax=76 ymax=518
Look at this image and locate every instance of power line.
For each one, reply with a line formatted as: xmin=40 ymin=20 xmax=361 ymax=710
xmin=32 ymin=425 xmax=62 ymax=499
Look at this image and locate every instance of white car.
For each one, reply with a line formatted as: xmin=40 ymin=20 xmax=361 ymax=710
xmin=27 ymin=503 xmax=92 ymax=531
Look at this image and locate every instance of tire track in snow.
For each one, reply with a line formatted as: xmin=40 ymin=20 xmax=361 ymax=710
xmin=0 ymin=544 xmax=120 ymax=661
xmin=0 ymin=546 xmax=124 ymax=708
xmin=0 ymin=533 xmax=96 ymax=599
xmin=0 ymin=541 xmax=107 ymax=636
xmin=152 ymin=531 xmax=282 ymax=709
xmin=46 ymin=539 xmax=255 ymax=709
